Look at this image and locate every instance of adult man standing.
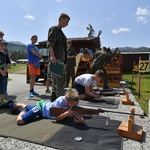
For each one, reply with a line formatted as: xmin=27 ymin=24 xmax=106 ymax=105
xmin=65 ymin=40 xmax=77 ymax=88
xmin=47 ymin=13 xmax=70 ymax=102
xmin=91 ymin=47 xmax=112 ymax=89
xmin=27 ymin=35 xmax=42 ymax=98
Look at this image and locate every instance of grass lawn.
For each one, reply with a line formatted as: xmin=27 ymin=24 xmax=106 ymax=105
xmin=8 ymin=64 xmax=27 ymax=74
xmin=123 ymin=72 xmax=150 ymax=115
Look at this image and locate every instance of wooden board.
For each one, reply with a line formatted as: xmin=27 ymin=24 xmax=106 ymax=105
xmin=118 ymin=121 xmax=143 ymax=141
xmin=75 ymin=54 xmax=82 ymax=76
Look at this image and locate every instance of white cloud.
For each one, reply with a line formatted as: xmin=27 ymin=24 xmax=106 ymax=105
xmin=24 ymin=14 xmax=35 ymax=20
xmin=136 ymin=7 xmax=150 ymax=16
xmin=112 ymin=27 xmax=131 ymax=34
xmin=56 ymin=0 xmax=66 ymax=2
xmin=137 ymin=16 xmax=147 ymax=23
xmin=107 ymin=14 xmax=115 ymax=21
xmin=135 ymin=7 xmax=150 ymax=23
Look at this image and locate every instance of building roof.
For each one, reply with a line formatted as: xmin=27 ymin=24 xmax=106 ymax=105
xmin=37 ymin=36 xmax=100 ymax=48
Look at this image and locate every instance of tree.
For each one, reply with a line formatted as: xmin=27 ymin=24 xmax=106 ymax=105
xmin=86 ymin=24 xmax=95 ymax=37
xmin=86 ymin=24 xmax=102 ymax=37
xmin=86 ymin=24 xmax=102 ymax=47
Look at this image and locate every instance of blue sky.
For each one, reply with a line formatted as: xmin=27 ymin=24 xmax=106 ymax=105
xmin=1 ymin=0 xmax=150 ymax=48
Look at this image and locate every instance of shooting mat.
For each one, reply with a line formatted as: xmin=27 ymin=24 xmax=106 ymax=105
xmin=0 ymin=109 xmax=64 ymax=144
xmin=44 ymin=116 xmax=123 ymax=150
xmin=80 ymin=97 xmax=120 ymax=109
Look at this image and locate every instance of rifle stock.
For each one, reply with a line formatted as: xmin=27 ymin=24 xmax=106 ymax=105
xmin=50 ymin=106 xmax=102 ymax=117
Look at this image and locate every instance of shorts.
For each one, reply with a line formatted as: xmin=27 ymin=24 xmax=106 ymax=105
xmin=74 ymin=82 xmax=85 ymax=95
xmin=29 ymin=63 xmax=40 ymax=75
xmin=0 ymin=76 xmax=8 ymax=94
xmin=21 ymin=105 xmax=41 ymax=124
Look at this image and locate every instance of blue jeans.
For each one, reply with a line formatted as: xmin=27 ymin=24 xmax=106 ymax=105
xmin=0 ymin=76 xmax=8 ymax=94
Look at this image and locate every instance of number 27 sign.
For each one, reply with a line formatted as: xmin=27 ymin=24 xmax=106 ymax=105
xmin=138 ymin=60 xmax=150 ymax=72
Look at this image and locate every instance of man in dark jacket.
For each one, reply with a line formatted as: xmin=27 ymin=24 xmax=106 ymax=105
xmin=91 ymin=47 xmax=112 ymax=89
xmin=47 ymin=13 xmax=70 ymax=101
xmin=66 ymin=40 xmax=77 ymax=88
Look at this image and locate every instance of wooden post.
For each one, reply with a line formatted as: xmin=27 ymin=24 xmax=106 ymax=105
xmin=118 ymin=108 xmax=143 ymax=141
xmin=125 ymin=92 xmax=129 ymax=101
xmin=138 ymin=57 xmax=141 ymax=98
xmin=131 ymin=61 xmax=135 ymax=88
xmin=121 ymin=92 xmax=134 ymax=105
xmin=128 ymin=119 xmax=133 ymax=132
xmin=149 ymin=100 xmax=150 ymax=121
xmin=131 ymin=108 xmax=135 ymax=115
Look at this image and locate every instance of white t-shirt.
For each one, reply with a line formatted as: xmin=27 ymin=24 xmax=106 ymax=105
xmin=75 ymin=74 xmax=96 ymax=86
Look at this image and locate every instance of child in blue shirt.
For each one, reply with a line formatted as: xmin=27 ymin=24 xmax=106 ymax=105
xmin=11 ymin=89 xmax=84 ymax=125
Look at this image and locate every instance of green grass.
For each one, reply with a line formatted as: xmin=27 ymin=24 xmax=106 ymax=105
xmin=8 ymin=64 xmax=27 ymax=74
xmin=123 ymin=72 xmax=150 ymax=115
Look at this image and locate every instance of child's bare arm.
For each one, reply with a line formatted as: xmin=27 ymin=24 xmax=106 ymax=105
xmin=31 ymin=48 xmax=42 ymax=58
xmin=85 ymin=86 xmax=100 ymax=98
xmin=55 ymin=108 xmax=75 ymax=122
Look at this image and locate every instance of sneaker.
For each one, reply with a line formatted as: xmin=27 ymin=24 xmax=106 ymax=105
xmin=45 ymin=89 xmax=51 ymax=93
xmin=7 ymin=100 xmax=14 ymax=108
xmin=29 ymin=92 xmax=34 ymax=98
xmin=0 ymin=99 xmax=7 ymax=105
xmin=32 ymin=91 xmax=39 ymax=96
xmin=0 ymin=100 xmax=14 ymax=109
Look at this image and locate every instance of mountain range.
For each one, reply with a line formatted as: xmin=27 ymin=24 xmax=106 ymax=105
xmin=7 ymin=41 xmax=27 ymax=52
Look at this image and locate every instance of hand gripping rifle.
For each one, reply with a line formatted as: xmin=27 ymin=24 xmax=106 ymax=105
xmin=50 ymin=106 xmax=146 ymax=117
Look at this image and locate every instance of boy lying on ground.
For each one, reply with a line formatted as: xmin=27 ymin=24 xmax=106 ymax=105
xmin=0 ymin=89 xmax=85 ymax=125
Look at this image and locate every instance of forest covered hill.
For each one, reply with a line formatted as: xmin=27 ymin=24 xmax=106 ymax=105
xmin=7 ymin=41 xmax=27 ymax=52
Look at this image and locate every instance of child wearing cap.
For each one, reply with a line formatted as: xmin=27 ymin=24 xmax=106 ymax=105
xmin=0 ymin=38 xmax=11 ymax=106
xmin=9 ymin=89 xmax=84 ymax=125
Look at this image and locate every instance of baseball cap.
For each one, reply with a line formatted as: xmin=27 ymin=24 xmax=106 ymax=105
xmin=0 ymin=38 xmax=7 ymax=44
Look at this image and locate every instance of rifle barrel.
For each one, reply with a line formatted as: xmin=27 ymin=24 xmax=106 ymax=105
xmin=100 ymin=109 xmax=145 ymax=117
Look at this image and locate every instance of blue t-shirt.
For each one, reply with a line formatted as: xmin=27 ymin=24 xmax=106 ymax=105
xmin=42 ymin=96 xmax=70 ymax=119
xmin=42 ymin=96 xmax=80 ymax=119
xmin=27 ymin=44 xmax=40 ymax=63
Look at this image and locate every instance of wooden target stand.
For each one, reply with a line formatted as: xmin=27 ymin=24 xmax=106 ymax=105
xmin=119 ymin=86 xmax=126 ymax=95
xmin=121 ymin=92 xmax=134 ymax=105
xmin=118 ymin=108 xmax=143 ymax=141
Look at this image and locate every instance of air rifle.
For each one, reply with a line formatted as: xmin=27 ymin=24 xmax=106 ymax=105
xmin=93 ymin=88 xmax=118 ymax=96
xmin=50 ymin=106 xmax=145 ymax=117
xmin=99 ymin=91 xmax=118 ymax=96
